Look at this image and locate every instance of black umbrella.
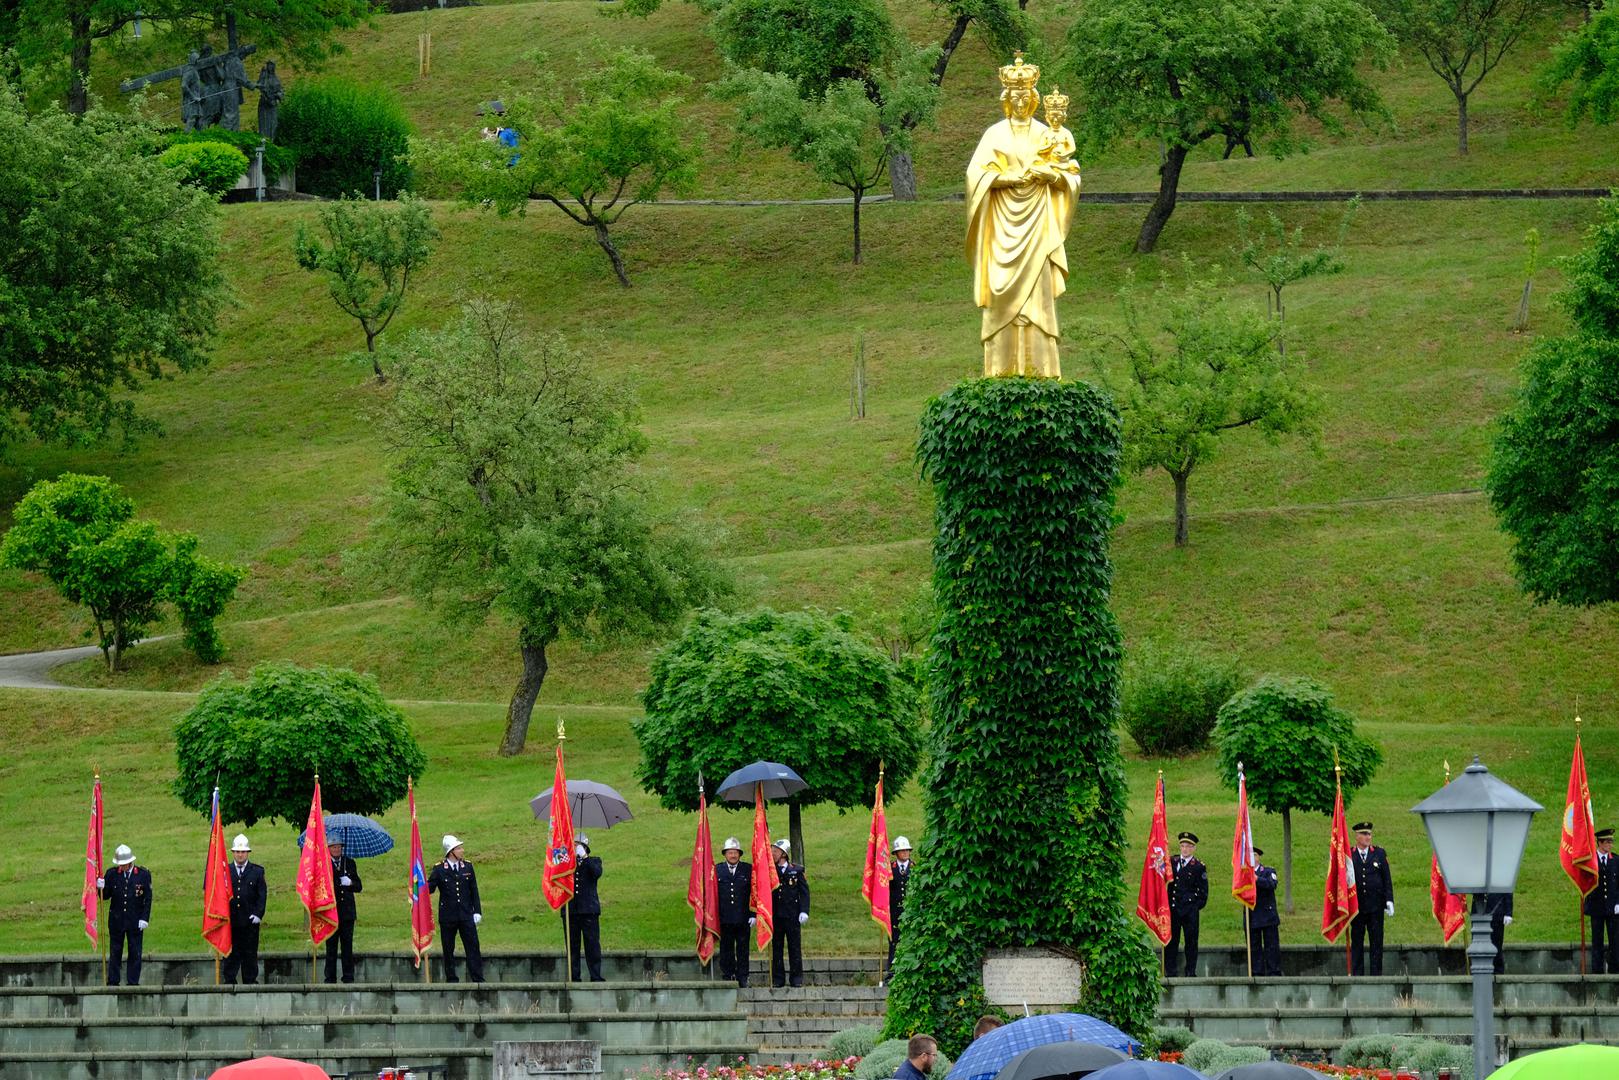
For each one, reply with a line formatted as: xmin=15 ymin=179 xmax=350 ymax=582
xmin=717 ymin=761 xmax=807 ymax=802
xmin=529 ymin=780 xmax=634 ymax=829
xmin=1211 ymin=1065 xmax=1316 ymax=1080
xmin=993 ymin=1042 xmax=1128 ymax=1080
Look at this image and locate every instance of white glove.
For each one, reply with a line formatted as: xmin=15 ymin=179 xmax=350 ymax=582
xmin=1612 ymin=904 xmax=1617 ymax=915
xmin=473 ymin=913 xmax=482 ymax=925
xmin=249 ymin=915 xmax=260 ymax=924
xmin=798 ymin=912 xmax=809 ymax=925
xmin=1503 ymin=916 xmax=1513 ymax=926
xmin=96 ymin=878 xmax=105 ymax=889
xmin=1385 ymin=902 xmax=1394 ymax=917
xmin=340 ymin=876 xmax=352 ymax=886
xmin=748 ymin=918 xmax=756 ymax=927
xmin=137 ymin=920 xmax=148 ymax=930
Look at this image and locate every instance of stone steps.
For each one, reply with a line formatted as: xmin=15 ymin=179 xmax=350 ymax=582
xmin=1161 ymin=974 xmax=1619 ymax=1010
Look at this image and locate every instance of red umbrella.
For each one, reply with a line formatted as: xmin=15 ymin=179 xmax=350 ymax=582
xmin=209 ymin=1057 xmax=331 ymax=1079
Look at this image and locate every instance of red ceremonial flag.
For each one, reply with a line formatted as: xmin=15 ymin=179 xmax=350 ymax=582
xmin=1563 ymin=731 xmax=1599 ymax=898
xmin=687 ymin=783 xmax=721 ymax=964
xmin=82 ymin=775 xmax=103 ymax=946
xmin=1232 ymin=765 xmax=1258 ymax=908
xmin=295 ymin=778 xmax=339 ymax=947
xmin=201 ymin=786 xmax=233 ymax=958
xmin=1430 ymin=851 xmax=1466 ymax=944
xmin=408 ymin=777 xmax=435 ymax=965
xmin=1135 ymin=775 xmax=1172 ymax=945
xmin=1321 ymin=772 xmax=1359 ymax=943
xmin=861 ymin=772 xmax=893 ymax=938
xmin=750 ymin=784 xmax=779 ymax=950
xmin=541 ymin=745 xmax=578 ymax=910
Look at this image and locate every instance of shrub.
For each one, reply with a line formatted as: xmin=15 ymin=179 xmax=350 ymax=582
xmin=1398 ymin=1039 xmax=1473 ymax=1080
xmin=167 ymin=127 xmax=296 ymax=183
xmin=853 ymin=1039 xmax=948 ymax=1080
xmin=828 ymin=1026 xmax=882 ymax=1060
xmin=1150 ymin=1026 xmax=1198 ymax=1054
xmin=1336 ymin=1034 xmax=1399 ymax=1068
xmin=1183 ymin=1039 xmax=1237 ymax=1074
xmin=278 ymin=78 xmax=412 ymax=198
xmin=1204 ymin=1045 xmax=1269 ymax=1071
xmin=1121 ymin=639 xmax=1244 ymax=755
xmin=158 ymin=141 xmax=249 ymax=195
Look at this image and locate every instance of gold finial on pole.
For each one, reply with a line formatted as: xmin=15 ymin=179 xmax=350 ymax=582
xmin=557 ymin=717 xmax=567 ymax=742
xmin=879 ymin=760 xmax=886 ymax=780
xmin=1444 ymin=760 xmax=1452 ymax=783
xmin=1333 ymin=746 xmax=1341 ymax=775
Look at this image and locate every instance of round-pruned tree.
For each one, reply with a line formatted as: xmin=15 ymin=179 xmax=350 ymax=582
xmin=883 ymin=377 xmax=1158 ymax=1053
xmin=1213 ymin=675 xmax=1382 ymax=913
xmin=634 ymin=606 xmax=924 ymax=861
xmin=173 ymin=662 xmax=427 ymax=828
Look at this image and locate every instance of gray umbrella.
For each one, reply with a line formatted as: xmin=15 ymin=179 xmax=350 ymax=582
xmin=529 ymin=780 xmax=634 ymax=829
xmin=717 ymin=761 xmax=808 ymax=802
xmin=1211 ymin=1064 xmax=1317 ymax=1080
xmin=993 ymin=1042 xmax=1128 ymax=1080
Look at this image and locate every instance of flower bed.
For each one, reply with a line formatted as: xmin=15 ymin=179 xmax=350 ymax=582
xmin=639 ymin=1058 xmax=862 ymax=1080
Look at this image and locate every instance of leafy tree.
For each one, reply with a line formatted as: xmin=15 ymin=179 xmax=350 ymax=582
xmin=1121 ymin=640 xmax=1245 ymax=756
xmin=352 ymin=301 xmax=732 ymax=757
xmin=173 ymin=662 xmax=427 ymax=828
xmin=1088 ymin=269 xmax=1324 ymax=547
xmin=0 ymin=473 xmax=245 ymax=670
xmin=1374 ymin=0 xmax=1559 ymax=154
xmin=294 ymin=194 xmax=437 ymax=381
xmin=1214 ymin=675 xmax=1383 ymax=914
xmin=411 ymin=48 xmax=696 ymax=287
xmin=1235 ymin=197 xmax=1360 ymax=358
xmin=0 ymin=88 xmax=225 ymax=457
xmin=634 ymin=607 xmax=924 ymax=862
xmin=1541 ymin=4 xmax=1619 ymax=127
xmin=277 ymin=78 xmax=414 ymax=199
xmin=1064 ymin=0 xmax=1390 ymax=252
xmin=721 ymin=55 xmax=939 ymax=263
xmin=1487 ymin=194 xmax=1619 ymax=604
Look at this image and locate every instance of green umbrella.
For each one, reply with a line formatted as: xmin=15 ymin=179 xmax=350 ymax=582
xmin=1491 ymin=1045 xmax=1619 ymax=1079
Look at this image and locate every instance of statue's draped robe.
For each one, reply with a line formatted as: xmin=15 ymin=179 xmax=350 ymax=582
xmin=966 ymin=118 xmax=1081 ymax=377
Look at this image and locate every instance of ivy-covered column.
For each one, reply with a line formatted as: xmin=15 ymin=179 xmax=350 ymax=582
xmin=884 ymin=376 xmax=1159 ymax=1051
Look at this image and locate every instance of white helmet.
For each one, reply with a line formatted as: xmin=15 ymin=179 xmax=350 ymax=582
xmin=231 ymin=834 xmax=251 ymax=853
xmin=773 ymin=839 xmax=791 ymax=854
xmin=114 ymin=844 xmax=136 ymax=866
xmin=442 ymin=834 xmax=463 ymax=854
xmin=721 ymin=837 xmax=743 ymax=853
xmin=892 ymin=836 xmax=912 ymax=853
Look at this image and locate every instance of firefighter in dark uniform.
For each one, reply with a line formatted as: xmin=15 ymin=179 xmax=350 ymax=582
xmin=715 ymin=837 xmax=753 ymax=987
xmin=1350 ymin=822 xmax=1394 ymax=975
xmin=323 ymin=838 xmax=363 ymax=984
xmin=770 ymin=839 xmax=810 ymax=988
xmin=885 ymin=835 xmax=914 ymax=985
xmin=565 ymin=834 xmax=605 ymax=982
xmin=1586 ymin=828 xmax=1619 ymax=973
xmin=429 ymin=834 xmax=484 ymax=982
xmin=1472 ymin=892 xmax=1513 ymax=974
xmin=99 ymin=844 xmax=152 ymax=986
xmin=1166 ymin=831 xmax=1208 ymax=977
xmin=222 ymin=834 xmax=266 ymax=985
xmin=1248 ymin=847 xmax=1281 ymax=977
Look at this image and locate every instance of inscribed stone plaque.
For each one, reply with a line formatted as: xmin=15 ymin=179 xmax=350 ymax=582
xmin=494 ymin=1040 xmax=602 ymax=1080
xmin=981 ymin=947 xmax=1083 ymax=1007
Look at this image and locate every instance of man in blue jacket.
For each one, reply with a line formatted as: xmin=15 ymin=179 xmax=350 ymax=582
xmin=223 ymin=834 xmax=266 ymax=985
xmin=893 ymin=1035 xmax=938 ymax=1080
xmin=1166 ymin=832 xmax=1208 ymax=977
xmin=1248 ymin=847 xmax=1281 ymax=977
xmin=715 ymin=837 xmax=752 ymax=987
xmin=100 ymin=844 xmax=152 ymax=986
xmin=324 ymin=838 xmax=363 ymax=984
xmin=566 ymin=835 xmax=605 ymax=981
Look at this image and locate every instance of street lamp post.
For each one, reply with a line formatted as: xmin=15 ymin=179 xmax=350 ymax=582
xmin=1411 ymin=756 xmax=1544 ymax=1080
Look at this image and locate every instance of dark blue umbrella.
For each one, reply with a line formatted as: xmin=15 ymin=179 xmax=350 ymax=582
xmin=296 ymin=814 xmax=394 ymax=858
xmin=994 ymin=1041 xmax=1128 ymax=1080
xmin=1085 ymin=1064 xmax=1206 ymax=1080
xmin=717 ymin=761 xmax=807 ymax=802
xmin=949 ymin=1014 xmax=1144 ymax=1080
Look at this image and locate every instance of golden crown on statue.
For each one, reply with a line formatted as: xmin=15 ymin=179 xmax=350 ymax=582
xmin=998 ymin=51 xmax=1040 ymax=90
xmin=1043 ymin=85 xmax=1069 ymax=114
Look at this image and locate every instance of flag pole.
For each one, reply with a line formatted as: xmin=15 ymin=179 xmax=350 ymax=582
xmin=559 ymin=719 xmax=574 ymax=985
xmin=877 ymin=761 xmax=885 ymax=988
xmin=1336 ymin=749 xmax=1351 ymax=977
xmin=1577 ymin=715 xmax=1589 ymax=976
xmin=95 ymin=770 xmax=106 ymax=985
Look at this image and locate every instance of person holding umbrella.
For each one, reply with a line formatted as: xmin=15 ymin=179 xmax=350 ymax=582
xmin=565 ymin=834 xmax=605 ymax=981
xmin=771 ymin=838 xmax=810 ymax=988
xmin=430 ymin=835 xmax=484 ymax=983
xmin=716 ymin=836 xmax=752 ymax=987
xmin=324 ymin=838 xmax=363 ymax=983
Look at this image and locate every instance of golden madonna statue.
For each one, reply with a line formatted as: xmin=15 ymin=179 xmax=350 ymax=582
xmin=966 ymin=54 xmax=1081 ymax=378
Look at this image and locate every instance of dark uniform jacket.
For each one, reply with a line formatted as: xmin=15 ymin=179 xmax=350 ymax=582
xmin=1585 ymin=853 xmax=1619 ymax=918
xmin=568 ymin=856 xmax=603 ymax=916
xmin=1169 ymin=856 xmax=1208 ymax=917
xmin=1250 ymin=865 xmax=1279 ymax=929
xmin=772 ymin=861 xmax=810 ymax=919
xmin=331 ymin=855 xmax=362 ymax=921
xmin=891 ymin=861 xmax=912 ymax=926
xmin=428 ymin=859 xmax=482 ymax=924
xmin=1352 ymin=845 xmax=1394 ymax=910
xmin=715 ymin=860 xmax=752 ymax=924
xmin=101 ymin=865 xmax=153 ymax=925
xmin=228 ymin=861 xmax=267 ymax=922
xmin=1472 ymin=891 xmax=1512 ymax=926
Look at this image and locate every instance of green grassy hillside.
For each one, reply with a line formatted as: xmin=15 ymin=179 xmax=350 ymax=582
xmin=4 ymin=0 xmax=1618 ymax=955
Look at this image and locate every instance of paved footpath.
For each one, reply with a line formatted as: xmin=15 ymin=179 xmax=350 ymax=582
xmin=0 ymin=644 xmax=104 ymax=689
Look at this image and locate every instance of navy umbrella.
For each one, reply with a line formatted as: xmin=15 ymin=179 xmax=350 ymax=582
xmin=994 ymin=1042 xmax=1128 ymax=1080
xmin=529 ymin=780 xmax=635 ymax=830
xmin=717 ymin=761 xmax=807 ymax=802
xmin=296 ymin=814 xmax=394 ymax=858
xmin=1084 ymin=1064 xmax=1206 ymax=1080
xmin=950 ymin=1015 xmax=1143 ymax=1080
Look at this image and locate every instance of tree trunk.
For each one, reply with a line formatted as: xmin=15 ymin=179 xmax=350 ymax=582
xmin=365 ymin=329 xmax=386 ymax=382
xmin=499 ymin=631 xmax=550 ymax=757
xmin=1275 ymin=286 xmax=1287 ymax=358
xmin=592 ymin=222 xmax=631 ymax=287
xmin=1282 ymin=807 xmax=1295 ymax=915
xmin=1456 ymin=91 xmax=1470 ymax=155
xmin=851 ymin=191 xmax=863 ymax=265
xmin=888 ymin=150 xmax=917 ymax=201
xmin=789 ymin=802 xmax=806 ymax=870
xmin=1136 ymin=143 xmax=1189 ymax=253
xmin=1171 ymin=469 xmax=1191 ymax=547
xmin=66 ymin=2 xmax=91 ymax=115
